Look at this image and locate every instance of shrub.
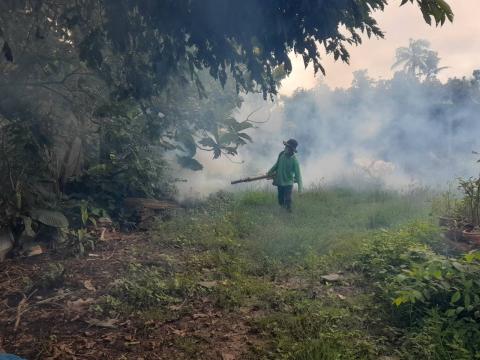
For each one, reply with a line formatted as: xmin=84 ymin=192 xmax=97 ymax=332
xmin=355 ymin=222 xmax=480 ymax=358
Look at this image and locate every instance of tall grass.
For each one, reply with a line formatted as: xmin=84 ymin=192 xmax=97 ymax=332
xmin=230 ymin=186 xmax=433 ymax=269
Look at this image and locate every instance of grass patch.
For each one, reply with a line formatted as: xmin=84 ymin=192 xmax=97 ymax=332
xmin=147 ymin=186 xmax=438 ymax=358
xmin=230 ymin=186 xmax=432 ymax=270
xmin=97 ymin=262 xmax=201 ymax=317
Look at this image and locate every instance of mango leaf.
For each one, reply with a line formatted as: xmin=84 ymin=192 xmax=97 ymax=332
xmin=176 ymin=155 xmax=203 ymax=171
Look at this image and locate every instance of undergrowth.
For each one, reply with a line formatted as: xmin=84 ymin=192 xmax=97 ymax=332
xmin=102 ymin=186 xmax=480 ymax=359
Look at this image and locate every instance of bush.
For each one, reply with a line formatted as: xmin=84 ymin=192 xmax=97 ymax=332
xmin=354 ymin=221 xmax=441 ymax=280
xmin=355 ymin=221 xmax=480 ymax=358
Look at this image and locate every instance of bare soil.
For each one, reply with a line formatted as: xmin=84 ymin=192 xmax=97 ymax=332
xmin=0 ymin=232 xmax=264 ymax=360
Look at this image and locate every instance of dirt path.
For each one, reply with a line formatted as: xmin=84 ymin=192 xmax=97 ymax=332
xmin=0 ymin=232 xmax=264 ymax=360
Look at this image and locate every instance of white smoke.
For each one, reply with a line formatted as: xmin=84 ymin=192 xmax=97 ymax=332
xmin=176 ymin=70 xmax=480 ymax=198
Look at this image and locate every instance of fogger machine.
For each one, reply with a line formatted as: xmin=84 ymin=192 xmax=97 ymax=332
xmin=231 ymin=174 xmax=272 ymax=185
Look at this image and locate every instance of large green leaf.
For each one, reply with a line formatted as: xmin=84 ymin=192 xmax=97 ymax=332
xmin=176 ymin=155 xmax=203 ymax=171
xmin=30 ymin=209 xmax=69 ymax=228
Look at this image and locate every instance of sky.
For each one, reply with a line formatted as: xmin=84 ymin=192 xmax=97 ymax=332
xmin=280 ymin=0 xmax=480 ymax=95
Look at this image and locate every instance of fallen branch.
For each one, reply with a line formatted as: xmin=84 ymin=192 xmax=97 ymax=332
xmin=14 ymin=297 xmax=27 ymax=331
xmin=35 ymin=290 xmax=71 ymax=305
xmin=13 ymin=288 xmax=37 ymax=332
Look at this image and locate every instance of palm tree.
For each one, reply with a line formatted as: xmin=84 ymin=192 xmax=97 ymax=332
xmin=392 ymin=39 xmax=447 ymax=80
xmin=423 ymin=51 xmax=449 ymax=79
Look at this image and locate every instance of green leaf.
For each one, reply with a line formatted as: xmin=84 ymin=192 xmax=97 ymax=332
xmin=238 ymin=133 xmax=253 ymax=142
xmin=235 ymin=121 xmax=253 ymax=131
xmin=451 ymin=291 xmax=461 ymax=304
xmin=89 ymin=217 xmax=97 ymax=228
xmin=30 ymin=209 xmax=69 ymax=228
xmin=213 ymin=147 xmax=222 ymax=159
xmin=393 ymin=296 xmax=408 ymax=306
xmin=452 ymin=262 xmax=464 ymax=271
xmin=199 ymin=137 xmax=217 ymax=148
xmin=445 ymin=309 xmax=456 ymax=317
xmin=80 ymin=203 xmax=89 ymax=226
xmin=176 ymin=155 xmax=203 ymax=171
xmin=465 ymin=251 xmax=480 ymax=263
xmin=218 ymin=133 xmax=239 ymax=145
xmin=432 ymin=269 xmax=442 ymax=279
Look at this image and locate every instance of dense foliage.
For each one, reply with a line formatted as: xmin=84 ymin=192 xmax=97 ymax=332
xmin=0 ymin=1 xmax=453 ymax=239
xmin=357 ymin=225 xmax=480 ymax=359
xmin=0 ymin=0 xmax=453 ymax=98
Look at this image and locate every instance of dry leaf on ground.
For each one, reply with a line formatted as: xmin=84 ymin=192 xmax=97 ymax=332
xmin=83 ymin=279 xmax=96 ymax=291
xmin=198 ymin=281 xmax=218 ymax=289
xmin=221 ymin=352 xmax=236 ymax=360
xmin=65 ymin=298 xmax=94 ymax=320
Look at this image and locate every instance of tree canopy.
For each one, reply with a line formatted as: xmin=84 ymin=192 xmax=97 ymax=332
xmin=0 ymin=0 xmax=454 ymax=224
xmin=1 ymin=0 xmax=453 ymax=100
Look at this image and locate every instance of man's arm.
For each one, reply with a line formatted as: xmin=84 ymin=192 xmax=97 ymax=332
xmin=267 ymin=163 xmax=277 ymax=177
xmin=267 ymin=153 xmax=281 ymax=176
xmin=294 ymin=158 xmax=303 ymax=192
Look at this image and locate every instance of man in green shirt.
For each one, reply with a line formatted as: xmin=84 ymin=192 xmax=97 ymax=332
xmin=267 ymin=139 xmax=303 ymax=212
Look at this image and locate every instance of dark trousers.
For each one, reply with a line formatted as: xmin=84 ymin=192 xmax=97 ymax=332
xmin=277 ymin=185 xmax=293 ymax=211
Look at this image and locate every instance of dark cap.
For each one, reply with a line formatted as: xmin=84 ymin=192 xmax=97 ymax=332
xmin=283 ymin=139 xmax=298 ymax=152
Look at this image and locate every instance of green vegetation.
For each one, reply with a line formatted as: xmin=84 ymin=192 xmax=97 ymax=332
xmin=93 ymin=186 xmax=480 ymax=359
xmin=0 ymin=1 xmax=455 ymax=245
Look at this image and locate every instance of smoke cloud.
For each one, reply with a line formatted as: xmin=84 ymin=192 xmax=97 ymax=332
xmin=176 ymin=66 xmax=480 ymax=198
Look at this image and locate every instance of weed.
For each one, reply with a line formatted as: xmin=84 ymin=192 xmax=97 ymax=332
xmin=110 ymin=263 xmax=198 ymax=310
xmin=147 ymin=187 xmax=436 ymax=358
xmin=255 ymin=298 xmax=381 ymax=359
xmin=92 ymin=295 xmax=124 ymax=317
xmin=212 ymin=277 xmax=284 ymax=311
xmin=172 ymin=336 xmax=206 ymax=358
xmin=35 ymin=263 xmax=65 ymax=289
